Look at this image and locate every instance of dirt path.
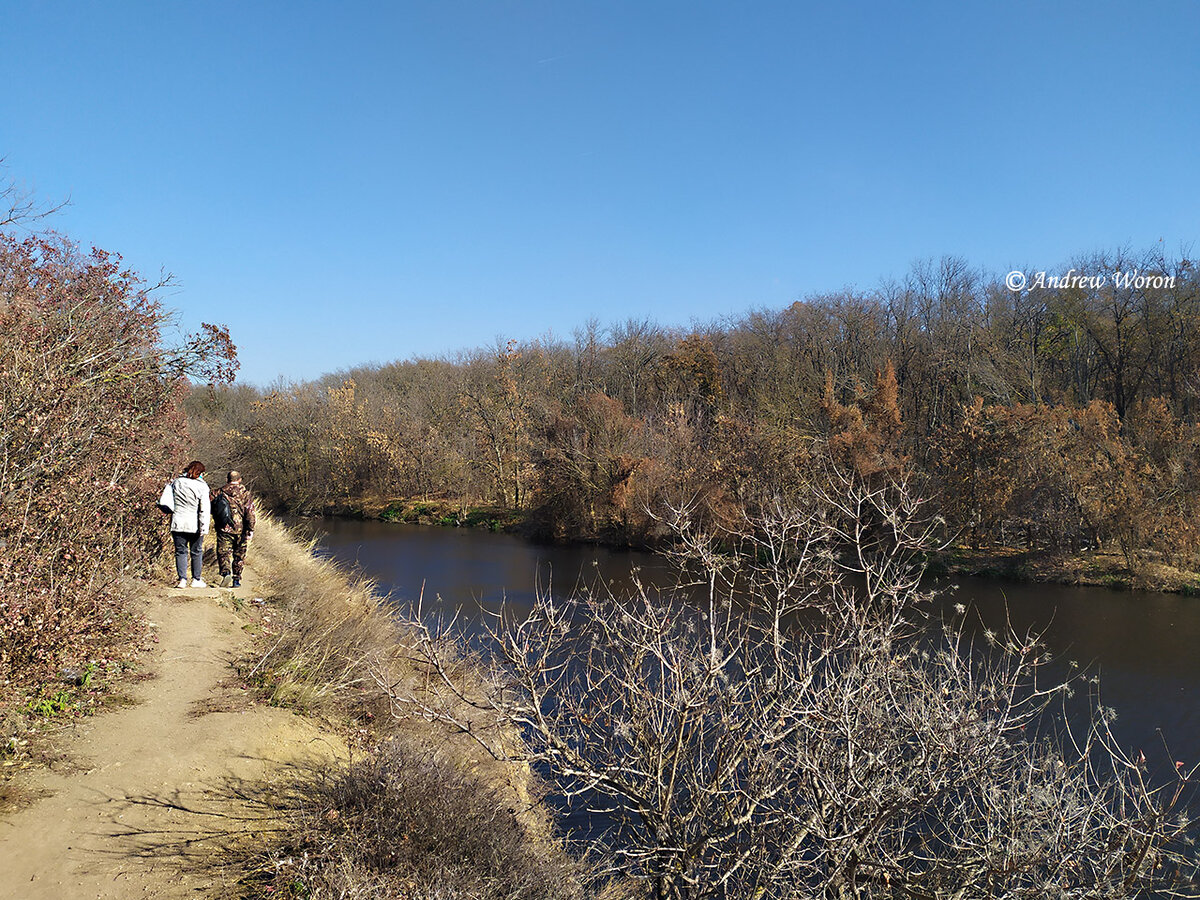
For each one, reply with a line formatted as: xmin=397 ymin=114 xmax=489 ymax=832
xmin=0 ymin=573 xmax=345 ymax=898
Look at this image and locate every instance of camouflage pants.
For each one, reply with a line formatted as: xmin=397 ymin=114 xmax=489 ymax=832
xmin=216 ymin=530 xmax=249 ymax=577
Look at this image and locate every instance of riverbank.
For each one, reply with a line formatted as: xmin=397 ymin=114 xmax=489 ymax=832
xmin=292 ymin=496 xmax=1200 ymax=595
xmin=0 ymin=515 xmax=586 ymax=898
xmin=938 ymin=545 xmax=1200 ymax=594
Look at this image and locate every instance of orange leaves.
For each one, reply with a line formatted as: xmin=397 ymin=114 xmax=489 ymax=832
xmin=931 ymin=395 xmax=1200 ymax=568
xmin=657 ymin=335 xmax=724 ymax=414
xmin=819 ymin=360 xmax=907 ymax=480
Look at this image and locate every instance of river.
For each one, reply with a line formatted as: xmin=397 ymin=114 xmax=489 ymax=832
xmin=299 ymin=517 xmax=1200 ymax=774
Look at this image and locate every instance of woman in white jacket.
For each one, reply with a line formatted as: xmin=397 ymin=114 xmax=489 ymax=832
xmin=159 ymin=460 xmax=211 ymax=588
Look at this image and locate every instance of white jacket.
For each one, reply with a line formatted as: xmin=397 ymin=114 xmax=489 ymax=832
xmin=160 ymin=476 xmax=211 ymax=535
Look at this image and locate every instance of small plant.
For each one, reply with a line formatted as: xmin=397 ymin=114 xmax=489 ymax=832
xmin=26 ymin=691 xmax=74 ymax=718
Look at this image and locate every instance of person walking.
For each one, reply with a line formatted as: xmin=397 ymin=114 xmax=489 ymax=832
xmin=211 ymin=470 xmax=256 ymax=588
xmin=159 ymin=460 xmax=211 ymax=588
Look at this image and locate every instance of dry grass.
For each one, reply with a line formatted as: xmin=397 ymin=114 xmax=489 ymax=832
xmin=245 ymin=513 xmax=403 ymax=714
xmin=235 ymin=513 xmax=606 ymax=899
xmin=227 ymin=735 xmax=589 ymax=900
xmin=247 ymin=514 xmax=523 ymax=767
xmin=0 ymin=775 xmax=44 ymax=813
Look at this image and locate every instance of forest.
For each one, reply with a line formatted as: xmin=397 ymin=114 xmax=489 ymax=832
xmin=188 ymin=246 xmax=1200 ymax=582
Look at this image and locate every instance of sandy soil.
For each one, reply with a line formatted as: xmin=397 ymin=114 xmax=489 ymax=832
xmin=0 ymin=573 xmax=346 ymax=898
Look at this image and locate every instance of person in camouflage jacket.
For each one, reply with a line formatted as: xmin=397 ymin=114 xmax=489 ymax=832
xmin=212 ymin=471 xmax=256 ymax=588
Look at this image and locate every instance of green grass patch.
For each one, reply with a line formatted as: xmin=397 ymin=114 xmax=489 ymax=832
xmin=25 ymin=690 xmax=75 ymax=718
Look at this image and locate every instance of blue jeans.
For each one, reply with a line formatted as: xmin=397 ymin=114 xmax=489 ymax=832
xmin=172 ymin=531 xmax=203 ymax=580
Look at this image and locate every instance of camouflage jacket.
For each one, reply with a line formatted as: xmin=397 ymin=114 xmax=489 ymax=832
xmin=212 ymin=481 xmax=256 ymax=534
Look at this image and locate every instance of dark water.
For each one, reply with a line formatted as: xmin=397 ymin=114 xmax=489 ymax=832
xmin=297 ymin=517 xmax=676 ymax=624
xmin=300 ymin=516 xmax=1200 ymax=770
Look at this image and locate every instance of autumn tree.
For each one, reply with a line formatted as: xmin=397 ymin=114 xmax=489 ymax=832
xmin=0 ymin=232 xmax=236 ymax=684
xmin=656 ymin=335 xmax=725 ymax=432
xmin=819 ymin=360 xmax=906 ymax=479
xmin=530 ymin=391 xmax=648 ymax=540
xmin=932 ymin=398 xmax=1019 ymax=549
xmin=458 ymin=341 xmax=544 ymax=509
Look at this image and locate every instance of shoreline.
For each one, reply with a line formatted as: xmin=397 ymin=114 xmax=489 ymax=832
xmin=286 ymin=497 xmax=1200 ymax=596
xmin=936 ymin=545 xmax=1200 ymax=594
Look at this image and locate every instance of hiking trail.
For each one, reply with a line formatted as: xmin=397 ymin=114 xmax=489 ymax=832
xmin=0 ymin=568 xmax=344 ymax=898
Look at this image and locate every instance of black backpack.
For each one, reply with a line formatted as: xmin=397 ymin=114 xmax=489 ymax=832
xmin=213 ymin=492 xmax=234 ymax=529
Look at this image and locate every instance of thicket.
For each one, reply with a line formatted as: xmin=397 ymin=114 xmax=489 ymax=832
xmin=0 ymin=229 xmax=236 ymax=691
xmin=395 ymin=474 xmax=1200 ymax=898
xmin=189 ymin=246 xmax=1200 ymax=573
xmin=239 ymin=472 xmax=1200 ymax=898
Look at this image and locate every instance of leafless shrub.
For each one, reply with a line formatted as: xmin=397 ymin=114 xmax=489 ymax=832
xmin=390 ymin=473 xmax=1200 ymax=899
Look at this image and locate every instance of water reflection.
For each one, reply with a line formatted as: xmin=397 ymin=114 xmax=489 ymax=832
xmin=932 ymin=575 xmax=1200 ymax=757
xmin=298 ymin=517 xmax=1200 ymax=765
xmin=293 ymin=517 xmax=676 ymax=628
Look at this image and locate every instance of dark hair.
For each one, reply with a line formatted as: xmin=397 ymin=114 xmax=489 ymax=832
xmin=183 ymin=460 xmax=206 ymax=479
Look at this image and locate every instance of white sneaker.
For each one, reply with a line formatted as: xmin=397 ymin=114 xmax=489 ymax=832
xmin=190 ymin=579 xmax=207 ymax=588
xmin=176 ymin=579 xmax=188 ymax=589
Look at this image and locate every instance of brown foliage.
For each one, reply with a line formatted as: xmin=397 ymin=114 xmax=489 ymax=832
xmin=531 ymin=392 xmax=649 ymax=540
xmin=819 ymin=361 xmax=906 ymax=479
xmin=193 ymin=246 xmax=1200 ymax=571
xmin=933 ymin=396 xmax=1200 ymax=568
xmin=0 ymin=232 xmax=236 ymax=687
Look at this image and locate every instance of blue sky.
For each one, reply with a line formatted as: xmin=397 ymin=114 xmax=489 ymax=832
xmin=2 ymin=1 xmax=1198 ymax=385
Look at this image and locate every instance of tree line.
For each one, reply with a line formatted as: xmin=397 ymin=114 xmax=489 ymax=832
xmin=189 ymin=245 xmax=1200 ymax=573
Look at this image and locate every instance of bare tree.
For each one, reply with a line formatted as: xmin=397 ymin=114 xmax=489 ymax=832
xmin=383 ymin=472 xmax=1198 ymax=898
xmin=1 ymin=161 xmax=68 ymax=229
